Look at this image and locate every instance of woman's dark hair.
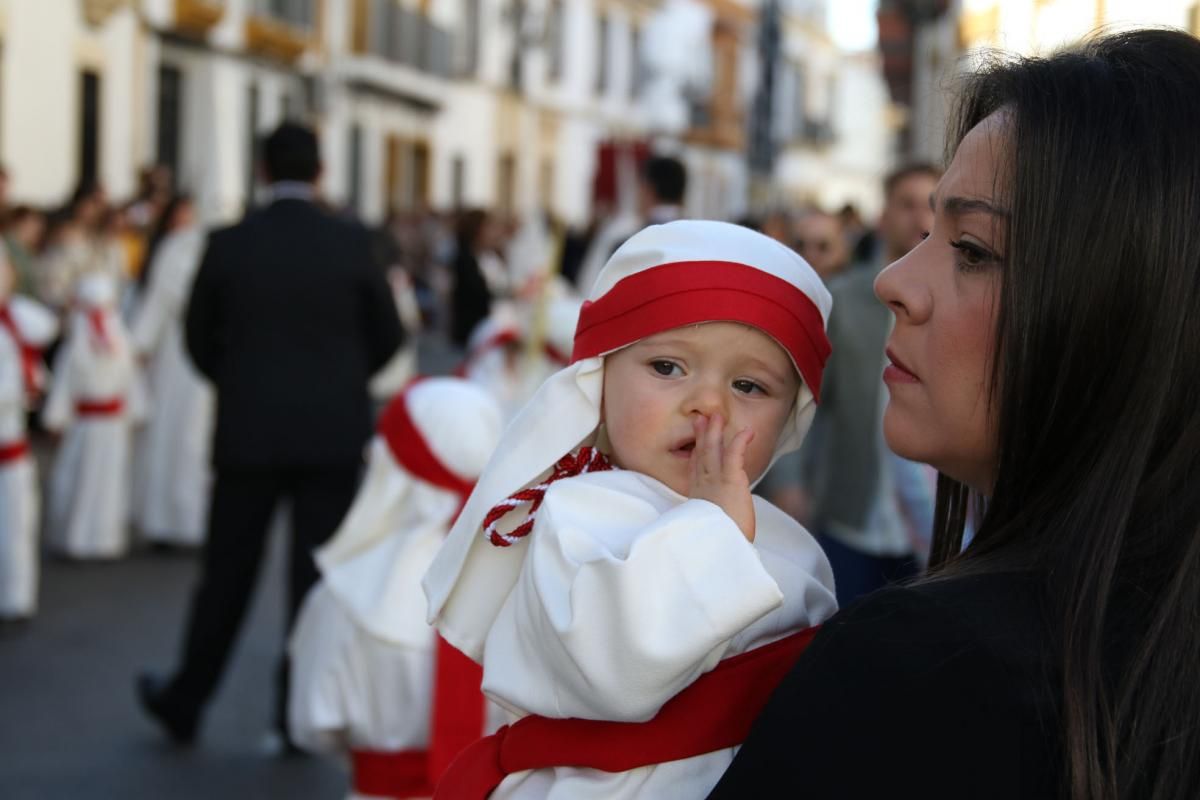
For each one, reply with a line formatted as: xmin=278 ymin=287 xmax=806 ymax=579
xmin=455 ymin=208 xmax=489 ymax=250
xmin=929 ymin=29 xmax=1200 ymax=799
xmin=137 ymin=194 xmax=192 ymax=290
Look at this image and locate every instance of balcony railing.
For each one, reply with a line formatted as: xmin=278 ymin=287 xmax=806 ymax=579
xmin=356 ymin=0 xmax=453 ymax=78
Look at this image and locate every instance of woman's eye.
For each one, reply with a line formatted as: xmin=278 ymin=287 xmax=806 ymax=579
xmin=733 ymin=379 xmax=765 ymax=395
xmin=949 ymin=239 xmax=996 ymax=272
xmin=651 ymin=360 xmax=680 ymax=376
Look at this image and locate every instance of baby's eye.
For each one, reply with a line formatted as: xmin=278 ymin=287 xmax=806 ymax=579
xmin=733 ymin=379 xmax=765 ymax=395
xmin=650 ymin=360 xmax=681 ymax=377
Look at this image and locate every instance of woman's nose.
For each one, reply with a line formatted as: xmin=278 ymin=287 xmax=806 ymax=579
xmin=874 ymin=245 xmax=932 ymax=325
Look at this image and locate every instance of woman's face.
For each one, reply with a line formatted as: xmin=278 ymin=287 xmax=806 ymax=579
xmin=874 ymin=112 xmax=1007 ymax=493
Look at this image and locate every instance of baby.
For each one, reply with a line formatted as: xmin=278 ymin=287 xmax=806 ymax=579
xmin=424 ymin=220 xmax=839 ymax=799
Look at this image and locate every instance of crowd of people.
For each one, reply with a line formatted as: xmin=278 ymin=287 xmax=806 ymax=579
xmin=3 ymin=26 xmax=1200 ymax=800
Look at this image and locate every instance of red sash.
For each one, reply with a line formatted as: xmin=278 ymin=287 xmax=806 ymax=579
xmin=433 ymin=625 xmax=820 ymax=799
xmin=0 ymin=440 xmax=29 ymax=464
xmin=77 ymin=398 xmax=125 ymax=416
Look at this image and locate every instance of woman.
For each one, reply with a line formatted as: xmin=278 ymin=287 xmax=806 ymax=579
xmin=450 ymin=209 xmax=509 ymax=347
xmin=708 ymin=30 xmax=1200 ymax=799
xmin=129 ymin=195 xmax=213 ymax=547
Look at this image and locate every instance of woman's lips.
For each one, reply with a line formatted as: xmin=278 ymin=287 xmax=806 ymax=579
xmin=884 ymin=348 xmax=920 ymax=384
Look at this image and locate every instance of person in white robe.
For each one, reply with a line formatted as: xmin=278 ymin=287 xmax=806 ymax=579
xmin=289 ymin=377 xmax=505 ymax=800
xmin=423 ymin=221 xmax=840 ymax=800
xmin=130 ymin=212 xmax=214 ymax=546
xmin=459 ymin=297 xmax=580 ymax=422
xmin=0 ymin=256 xmax=59 ymax=619
xmin=368 ymin=268 xmax=425 ymax=402
xmin=43 ymin=273 xmax=146 ymax=559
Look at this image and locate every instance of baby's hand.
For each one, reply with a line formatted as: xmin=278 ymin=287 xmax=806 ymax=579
xmin=688 ymin=414 xmax=756 ymax=541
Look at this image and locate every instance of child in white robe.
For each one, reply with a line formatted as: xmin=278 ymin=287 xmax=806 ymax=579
xmin=289 ymin=377 xmax=506 ymax=800
xmin=459 ymin=297 xmax=580 ymax=422
xmin=0 ymin=257 xmax=58 ymax=619
xmin=424 ymin=220 xmax=840 ymax=799
xmin=44 ymin=272 xmax=145 ymax=559
xmin=130 ymin=221 xmax=214 ymax=546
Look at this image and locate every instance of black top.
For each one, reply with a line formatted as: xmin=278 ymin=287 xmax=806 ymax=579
xmin=450 ymin=245 xmax=492 ymax=348
xmin=186 ymin=199 xmax=403 ymax=468
xmin=707 ymin=572 xmax=1062 ymax=799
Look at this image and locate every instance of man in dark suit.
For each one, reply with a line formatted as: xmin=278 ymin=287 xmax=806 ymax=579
xmin=137 ymin=123 xmax=403 ymax=748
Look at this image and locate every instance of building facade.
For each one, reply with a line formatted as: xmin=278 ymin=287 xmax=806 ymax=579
xmin=880 ymin=0 xmax=1200 ymax=163
xmin=0 ymin=0 xmax=892 ymax=226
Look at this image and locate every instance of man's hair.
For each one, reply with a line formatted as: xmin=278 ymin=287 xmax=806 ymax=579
xmin=262 ymin=123 xmax=321 ymax=183
xmin=882 ymin=162 xmax=942 ymax=199
xmin=642 ymin=156 xmax=687 ymax=204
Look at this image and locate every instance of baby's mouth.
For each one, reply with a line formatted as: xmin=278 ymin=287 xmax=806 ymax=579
xmin=671 ymin=440 xmax=696 ymax=458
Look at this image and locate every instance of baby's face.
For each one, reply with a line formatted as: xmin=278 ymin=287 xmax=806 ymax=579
xmin=601 ymin=322 xmax=799 ymax=496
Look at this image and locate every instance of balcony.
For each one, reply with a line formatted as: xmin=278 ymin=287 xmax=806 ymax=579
xmin=173 ymin=0 xmax=225 ymax=37
xmin=353 ymin=0 xmax=453 ymax=78
xmin=245 ymin=0 xmax=316 ymax=63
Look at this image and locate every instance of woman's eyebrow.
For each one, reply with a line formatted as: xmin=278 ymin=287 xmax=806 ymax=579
xmin=931 ymin=193 xmax=1011 ymax=218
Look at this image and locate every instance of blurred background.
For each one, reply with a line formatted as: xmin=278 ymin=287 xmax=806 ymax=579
xmin=3 ymin=1 xmax=1200 ymax=799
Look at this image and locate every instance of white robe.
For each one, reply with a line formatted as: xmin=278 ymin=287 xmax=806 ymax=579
xmin=44 ymin=310 xmax=145 ymax=559
xmin=289 ymin=494 xmax=506 ymax=800
xmin=479 ymin=469 xmax=838 ymax=800
xmin=130 ymin=228 xmax=213 ymax=545
xmin=0 ymin=319 xmax=36 ymax=617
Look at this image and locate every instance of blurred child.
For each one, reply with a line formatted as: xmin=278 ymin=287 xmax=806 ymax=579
xmin=289 ymin=378 xmax=505 ymax=799
xmin=0 ymin=254 xmax=58 ymax=620
xmin=44 ymin=272 xmax=145 ymax=559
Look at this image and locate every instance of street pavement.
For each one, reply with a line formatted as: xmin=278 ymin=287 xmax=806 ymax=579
xmin=0 ymin=529 xmax=350 ymax=800
xmin=0 ymin=333 xmax=465 ymax=799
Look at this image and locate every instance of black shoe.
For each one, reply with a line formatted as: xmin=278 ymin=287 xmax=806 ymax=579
xmin=136 ymin=672 xmax=198 ymax=745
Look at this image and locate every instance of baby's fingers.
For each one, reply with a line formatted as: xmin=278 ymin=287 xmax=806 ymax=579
xmin=725 ymin=427 xmax=755 ymax=482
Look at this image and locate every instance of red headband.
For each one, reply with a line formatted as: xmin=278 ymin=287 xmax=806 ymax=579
xmin=377 ymin=382 xmax=476 ymax=500
xmin=571 ymin=261 xmax=831 ymax=401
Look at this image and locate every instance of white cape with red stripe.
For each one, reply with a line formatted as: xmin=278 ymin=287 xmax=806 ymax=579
xmin=0 ymin=296 xmax=57 ymax=617
xmin=288 ymin=380 xmax=506 ymax=793
xmin=44 ymin=304 xmax=145 ymax=559
xmin=481 ymin=468 xmax=837 ymax=799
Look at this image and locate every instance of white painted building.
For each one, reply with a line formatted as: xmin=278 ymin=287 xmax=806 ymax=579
xmin=898 ymin=0 xmax=1200 ymax=163
xmin=0 ymin=0 xmax=893 ymax=227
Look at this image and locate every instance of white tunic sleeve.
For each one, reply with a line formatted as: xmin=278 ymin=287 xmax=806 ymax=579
xmin=481 ymin=471 xmax=785 ymax=723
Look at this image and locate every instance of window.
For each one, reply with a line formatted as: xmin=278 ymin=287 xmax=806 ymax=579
xmin=245 ymin=82 xmax=259 ymax=206
xmin=451 ymin=155 xmax=466 ymax=210
xmin=156 ymin=65 xmax=184 ymax=176
xmin=79 ymin=71 xmax=101 ymax=187
xmin=460 ymin=0 xmax=481 ymax=77
xmin=629 ymin=24 xmax=643 ymax=100
xmin=546 ymin=0 xmax=564 ymax=83
xmin=348 ymin=124 xmax=363 ymax=215
xmin=254 ymin=0 xmax=315 ymax=30
xmin=497 ymin=152 xmax=516 ymax=217
xmin=596 ymin=14 xmax=609 ymax=95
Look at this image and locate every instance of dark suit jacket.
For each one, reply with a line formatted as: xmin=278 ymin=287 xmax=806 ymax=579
xmin=186 ymin=198 xmax=403 ymax=468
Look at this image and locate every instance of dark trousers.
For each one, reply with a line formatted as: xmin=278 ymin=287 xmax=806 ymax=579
xmin=818 ymin=533 xmax=920 ymax=608
xmin=162 ymin=462 xmax=361 ymax=733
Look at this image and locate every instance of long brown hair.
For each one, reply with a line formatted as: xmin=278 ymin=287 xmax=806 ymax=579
xmin=928 ymin=30 xmax=1200 ymax=799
